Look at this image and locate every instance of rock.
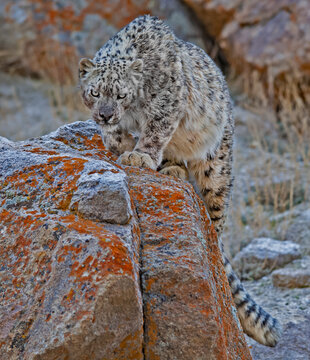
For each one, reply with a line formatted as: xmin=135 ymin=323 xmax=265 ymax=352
xmin=184 ymin=0 xmax=310 ymax=125
xmin=69 ymin=162 xmax=132 ymax=225
xmin=272 ymin=257 xmax=310 ymax=288
xmin=273 ymin=269 xmax=310 ymax=289
xmin=0 ymin=135 xmax=15 ymax=150
xmin=0 ymin=120 xmax=252 ymax=359
xmin=128 ymin=170 xmax=250 ymax=359
xmin=0 ymin=124 xmax=143 ymax=359
xmin=276 ymin=207 xmax=310 ymax=255
xmin=233 ymin=238 xmax=301 ymax=280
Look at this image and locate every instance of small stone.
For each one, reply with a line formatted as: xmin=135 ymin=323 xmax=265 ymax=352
xmin=272 ymin=257 xmax=310 ymax=288
xmin=276 ymin=208 xmax=310 ymax=255
xmin=272 ymin=269 xmax=310 ymax=288
xmin=233 ymin=238 xmax=301 ymax=280
xmin=70 ymin=161 xmax=132 ymax=225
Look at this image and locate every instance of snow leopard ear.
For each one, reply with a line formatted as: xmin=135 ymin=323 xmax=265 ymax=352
xmin=79 ymin=58 xmax=95 ymax=79
xmin=129 ymin=59 xmax=143 ymax=84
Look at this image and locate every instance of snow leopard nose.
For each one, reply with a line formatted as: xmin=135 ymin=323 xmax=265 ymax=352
xmin=99 ymin=105 xmax=114 ymax=122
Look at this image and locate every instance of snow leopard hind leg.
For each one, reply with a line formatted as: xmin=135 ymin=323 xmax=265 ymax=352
xmin=186 ymin=128 xmax=281 ymax=347
xmin=158 ymin=158 xmax=189 ymax=180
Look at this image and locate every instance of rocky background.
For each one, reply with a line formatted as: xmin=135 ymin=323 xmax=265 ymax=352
xmin=0 ymin=0 xmax=309 ymax=359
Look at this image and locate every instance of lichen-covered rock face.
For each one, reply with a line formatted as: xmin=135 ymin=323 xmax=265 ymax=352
xmin=0 ymin=121 xmax=143 ymax=360
xmin=0 ymin=120 xmax=252 ymax=360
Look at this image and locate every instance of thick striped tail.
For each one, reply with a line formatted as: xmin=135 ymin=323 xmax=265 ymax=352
xmin=222 ymin=248 xmax=282 ymax=346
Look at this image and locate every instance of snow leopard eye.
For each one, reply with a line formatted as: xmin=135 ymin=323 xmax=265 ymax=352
xmin=90 ymin=89 xmax=100 ymax=98
xmin=117 ymin=94 xmax=126 ymax=100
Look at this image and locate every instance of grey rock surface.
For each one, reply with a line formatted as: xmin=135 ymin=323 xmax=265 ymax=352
xmin=233 ymin=237 xmax=301 ymax=280
xmin=272 ymin=256 xmax=310 ymax=288
xmin=276 ymin=207 xmax=310 ymax=255
xmin=70 ymin=162 xmax=132 ymax=225
xmin=0 ymin=135 xmax=15 ymax=150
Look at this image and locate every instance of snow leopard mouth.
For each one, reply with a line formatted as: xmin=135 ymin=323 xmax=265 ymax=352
xmin=92 ymin=115 xmax=121 ymax=127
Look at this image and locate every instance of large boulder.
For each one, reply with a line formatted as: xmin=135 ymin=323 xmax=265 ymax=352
xmin=0 ymin=120 xmax=252 ymax=359
xmin=0 ymin=122 xmax=143 ymax=360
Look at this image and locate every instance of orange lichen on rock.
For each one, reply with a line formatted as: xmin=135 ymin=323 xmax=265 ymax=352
xmin=127 ymin=166 xmax=252 ymax=359
xmin=0 ymin=121 xmax=143 ymax=359
xmin=0 ymin=120 xmax=251 ymax=359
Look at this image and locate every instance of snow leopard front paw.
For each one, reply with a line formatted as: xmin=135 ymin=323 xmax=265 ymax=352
xmin=118 ymin=151 xmax=157 ymax=170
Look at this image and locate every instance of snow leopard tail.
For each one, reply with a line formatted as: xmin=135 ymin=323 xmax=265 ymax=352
xmin=221 ymin=248 xmax=282 ymax=347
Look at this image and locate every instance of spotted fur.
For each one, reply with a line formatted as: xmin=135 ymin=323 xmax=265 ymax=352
xmin=79 ymin=15 xmax=281 ymax=347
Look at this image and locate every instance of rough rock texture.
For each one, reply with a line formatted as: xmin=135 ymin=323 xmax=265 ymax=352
xmin=233 ymin=238 xmax=301 ymax=280
xmin=129 ymin=171 xmax=245 ymax=359
xmin=272 ymin=269 xmax=310 ymax=289
xmin=0 ymin=122 xmax=143 ymax=360
xmin=275 ymin=207 xmax=310 ymax=255
xmin=272 ymin=256 xmax=310 ymax=288
xmin=184 ymin=0 xmax=310 ymax=124
xmin=0 ymin=120 xmax=252 ymax=360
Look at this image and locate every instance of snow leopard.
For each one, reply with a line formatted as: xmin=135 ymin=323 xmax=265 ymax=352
xmin=79 ymin=15 xmax=281 ymax=347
